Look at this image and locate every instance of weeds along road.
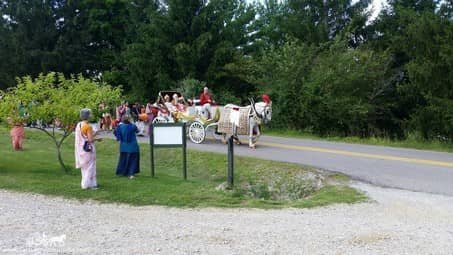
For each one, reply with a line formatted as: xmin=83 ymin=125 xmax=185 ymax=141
xmin=124 ymin=132 xmax=453 ymax=196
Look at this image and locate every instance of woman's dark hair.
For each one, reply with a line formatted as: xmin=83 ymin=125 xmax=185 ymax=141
xmin=121 ymin=114 xmax=131 ymax=124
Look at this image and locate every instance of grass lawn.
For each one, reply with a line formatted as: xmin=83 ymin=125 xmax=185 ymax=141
xmin=265 ymin=128 xmax=453 ymax=153
xmin=0 ymin=127 xmax=366 ymax=209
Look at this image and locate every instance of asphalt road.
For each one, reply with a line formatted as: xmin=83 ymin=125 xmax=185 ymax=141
xmin=129 ymin=131 xmax=453 ymax=196
xmin=188 ymin=134 xmax=453 ymax=196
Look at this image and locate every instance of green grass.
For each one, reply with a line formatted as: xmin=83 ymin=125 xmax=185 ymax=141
xmin=265 ymin=128 xmax=453 ymax=153
xmin=0 ymin=127 xmax=366 ymax=208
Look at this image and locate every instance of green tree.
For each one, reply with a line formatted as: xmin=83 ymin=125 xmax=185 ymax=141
xmin=401 ymin=10 xmax=453 ymax=140
xmin=254 ymin=38 xmax=395 ymax=137
xmin=283 ymin=0 xmax=371 ymax=45
xmin=0 ymin=9 xmax=16 ymax=88
xmin=0 ymin=73 xmax=122 ymax=171
xmin=303 ymin=42 xmax=396 ymax=137
xmin=253 ymin=39 xmax=317 ymax=129
xmin=0 ymin=0 xmax=59 ymax=87
xmin=0 ymin=0 xmax=135 ymax=90
xmin=122 ymin=0 xmax=257 ymax=100
xmin=367 ymin=0 xmax=453 ymax=140
xmin=253 ymin=0 xmax=288 ymax=48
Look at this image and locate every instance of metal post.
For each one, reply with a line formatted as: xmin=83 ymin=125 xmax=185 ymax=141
xmin=150 ymin=124 xmax=155 ymax=177
xmin=227 ymin=135 xmax=234 ymax=188
xmin=182 ymin=123 xmax=187 ymax=180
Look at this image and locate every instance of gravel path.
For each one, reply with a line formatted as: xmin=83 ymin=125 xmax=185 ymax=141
xmin=1 ymin=183 xmax=452 ymax=255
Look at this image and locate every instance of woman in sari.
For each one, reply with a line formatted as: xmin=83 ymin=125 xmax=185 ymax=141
xmin=10 ymin=121 xmax=25 ymax=151
xmin=114 ymin=115 xmax=140 ymax=179
xmin=75 ymin=108 xmax=101 ymax=189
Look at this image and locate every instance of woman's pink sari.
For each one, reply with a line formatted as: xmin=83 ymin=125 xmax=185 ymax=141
xmin=75 ymin=122 xmax=97 ymax=189
xmin=10 ymin=125 xmax=25 ymax=150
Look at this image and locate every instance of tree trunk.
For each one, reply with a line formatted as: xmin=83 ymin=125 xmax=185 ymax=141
xmin=57 ymin=145 xmax=68 ymax=172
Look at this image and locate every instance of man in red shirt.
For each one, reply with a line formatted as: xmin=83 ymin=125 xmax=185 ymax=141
xmin=199 ymin=87 xmax=215 ymax=119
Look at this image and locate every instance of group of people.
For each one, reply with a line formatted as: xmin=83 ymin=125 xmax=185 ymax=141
xmin=12 ymin=86 xmax=271 ymax=190
xmin=5 ymin=87 xmax=219 ymax=189
xmin=98 ymin=87 xmax=216 ymax=136
xmin=98 ymin=101 xmax=147 ymax=132
xmin=74 ymin=86 xmax=216 ymax=189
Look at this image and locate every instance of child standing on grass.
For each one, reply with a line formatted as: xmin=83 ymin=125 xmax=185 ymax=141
xmin=10 ymin=122 xmax=25 ymax=151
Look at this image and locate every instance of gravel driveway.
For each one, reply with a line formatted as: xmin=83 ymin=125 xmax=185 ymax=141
xmin=1 ymin=183 xmax=452 ymax=254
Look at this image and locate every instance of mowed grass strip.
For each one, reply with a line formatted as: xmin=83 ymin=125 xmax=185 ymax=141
xmin=265 ymin=128 xmax=453 ymax=153
xmin=0 ymin=127 xmax=366 ymax=208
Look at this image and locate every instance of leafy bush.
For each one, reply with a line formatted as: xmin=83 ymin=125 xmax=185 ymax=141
xmin=177 ymin=78 xmax=206 ymax=100
xmin=255 ymin=39 xmax=396 ymax=137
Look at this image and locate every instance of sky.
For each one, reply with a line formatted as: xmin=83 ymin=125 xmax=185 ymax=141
xmin=360 ymin=0 xmax=387 ymax=19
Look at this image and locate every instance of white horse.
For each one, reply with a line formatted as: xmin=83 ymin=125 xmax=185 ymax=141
xmin=222 ymin=98 xmax=272 ymax=148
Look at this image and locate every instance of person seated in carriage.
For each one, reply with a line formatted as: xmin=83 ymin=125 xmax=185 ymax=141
xmin=172 ymin=93 xmax=188 ymax=112
xmin=171 ymin=93 xmax=196 ymax=122
xmin=199 ymin=86 xmax=216 ymax=119
xmin=152 ymin=95 xmax=173 ymax=122
xmin=163 ymin=94 xmax=176 ymax=113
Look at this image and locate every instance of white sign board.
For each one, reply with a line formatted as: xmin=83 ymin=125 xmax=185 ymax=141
xmin=153 ymin=126 xmax=183 ymax=145
xmin=150 ymin=123 xmax=187 ymax=179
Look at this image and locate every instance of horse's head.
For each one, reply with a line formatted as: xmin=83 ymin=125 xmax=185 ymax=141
xmin=250 ymin=98 xmax=272 ymax=125
xmin=261 ymin=102 xmax=272 ymax=124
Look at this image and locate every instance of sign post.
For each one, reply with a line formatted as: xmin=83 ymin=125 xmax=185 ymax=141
xmin=149 ymin=123 xmax=187 ymax=179
xmin=227 ymin=135 xmax=234 ymax=188
xmin=227 ymin=125 xmax=236 ymax=188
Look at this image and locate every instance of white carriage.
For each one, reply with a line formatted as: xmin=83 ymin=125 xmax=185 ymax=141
xmin=151 ymin=91 xmax=272 ymax=147
xmin=150 ymin=91 xmax=222 ymax=144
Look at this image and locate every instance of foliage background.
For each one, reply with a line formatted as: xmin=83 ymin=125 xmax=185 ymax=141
xmin=0 ymin=0 xmax=452 ymax=141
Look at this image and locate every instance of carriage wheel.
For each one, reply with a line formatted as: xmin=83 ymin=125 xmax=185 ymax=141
xmin=189 ymin=121 xmax=206 ymax=144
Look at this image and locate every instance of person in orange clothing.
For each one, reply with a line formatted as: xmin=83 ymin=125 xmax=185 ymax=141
xmin=10 ymin=121 xmax=25 ymax=151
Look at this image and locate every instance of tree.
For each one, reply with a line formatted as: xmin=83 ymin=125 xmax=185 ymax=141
xmin=0 ymin=73 xmax=122 ymax=171
xmin=253 ymin=38 xmax=396 ymax=137
xmin=367 ymin=0 xmax=453 ymax=140
xmin=0 ymin=0 xmax=59 ymax=88
xmin=401 ymin=10 xmax=453 ymax=140
xmin=0 ymin=0 xmax=135 ymax=90
xmin=283 ymin=0 xmax=371 ymax=45
xmin=122 ymin=0 xmax=257 ymax=100
xmin=253 ymin=0 xmax=289 ymax=48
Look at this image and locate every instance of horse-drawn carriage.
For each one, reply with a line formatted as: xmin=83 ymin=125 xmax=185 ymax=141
xmin=151 ymin=90 xmax=272 ymax=148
